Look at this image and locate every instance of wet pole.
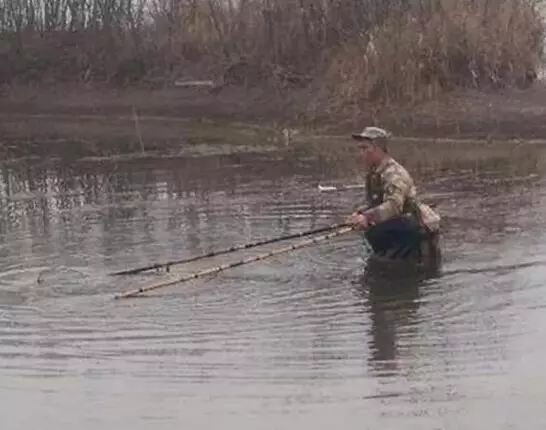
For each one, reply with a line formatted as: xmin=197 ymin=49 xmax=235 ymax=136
xmin=115 ymin=226 xmax=355 ymax=299
xmin=109 ymin=222 xmax=350 ymax=276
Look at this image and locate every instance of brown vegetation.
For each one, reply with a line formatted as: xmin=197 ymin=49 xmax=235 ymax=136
xmin=0 ymin=0 xmax=544 ymax=108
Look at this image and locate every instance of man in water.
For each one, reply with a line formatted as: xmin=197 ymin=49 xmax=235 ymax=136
xmin=346 ymin=127 xmax=441 ymax=263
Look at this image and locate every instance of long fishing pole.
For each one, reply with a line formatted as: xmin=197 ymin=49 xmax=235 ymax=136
xmin=115 ymin=225 xmax=354 ymax=299
xmin=110 ymin=222 xmax=350 ymax=276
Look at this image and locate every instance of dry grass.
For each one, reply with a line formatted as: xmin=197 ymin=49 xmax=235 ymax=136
xmin=327 ymin=0 xmax=545 ymax=108
xmin=0 ymin=0 xmax=543 ymax=107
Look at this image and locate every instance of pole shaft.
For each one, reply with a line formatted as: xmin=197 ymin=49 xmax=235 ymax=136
xmin=115 ymin=226 xmax=354 ymax=299
xmin=110 ymin=222 xmax=348 ymax=276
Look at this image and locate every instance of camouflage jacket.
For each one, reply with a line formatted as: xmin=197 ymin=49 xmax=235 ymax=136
xmin=358 ymin=157 xmax=440 ymax=231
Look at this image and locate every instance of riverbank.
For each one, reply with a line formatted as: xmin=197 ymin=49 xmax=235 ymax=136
xmin=1 ymin=80 xmax=546 ymax=160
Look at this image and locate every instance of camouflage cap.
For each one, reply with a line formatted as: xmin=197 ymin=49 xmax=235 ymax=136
xmin=351 ymin=126 xmax=392 ymax=141
xmin=351 ymin=126 xmax=391 ymax=151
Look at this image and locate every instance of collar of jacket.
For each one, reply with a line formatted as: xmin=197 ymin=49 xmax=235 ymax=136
xmin=370 ymin=156 xmax=393 ymax=175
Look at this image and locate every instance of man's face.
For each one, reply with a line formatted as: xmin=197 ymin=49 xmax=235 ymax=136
xmin=357 ymin=140 xmax=381 ymax=168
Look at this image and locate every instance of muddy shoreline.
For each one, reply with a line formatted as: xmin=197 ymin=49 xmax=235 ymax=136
xmin=1 ymin=81 xmax=546 ymax=160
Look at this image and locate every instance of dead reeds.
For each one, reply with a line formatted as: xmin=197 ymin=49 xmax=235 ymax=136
xmin=327 ymin=0 xmax=545 ymax=108
xmin=0 ymin=0 xmax=543 ymax=106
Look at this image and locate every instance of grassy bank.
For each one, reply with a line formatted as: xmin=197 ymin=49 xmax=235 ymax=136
xmin=0 ymin=0 xmax=545 ymax=160
xmin=1 ymin=0 xmax=543 ymax=107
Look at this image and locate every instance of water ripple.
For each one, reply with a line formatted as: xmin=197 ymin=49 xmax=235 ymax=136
xmin=1 ymin=148 xmax=546 ymax=428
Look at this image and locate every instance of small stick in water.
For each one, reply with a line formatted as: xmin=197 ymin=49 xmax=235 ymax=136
xmin=132 ymin=105 xmax=145 ymax=153
xmin=318 ymin=184 xmax=366 ymax=192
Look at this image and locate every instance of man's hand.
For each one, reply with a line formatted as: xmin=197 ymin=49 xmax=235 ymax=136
xmin=346 ymin=212 xmax=369 ymax=230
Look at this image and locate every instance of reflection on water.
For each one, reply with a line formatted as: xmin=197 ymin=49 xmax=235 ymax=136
xmin=1 ymin=142 xmax=546 ymax=429
xmin=357 ymin=272 xmax=422 ymax=376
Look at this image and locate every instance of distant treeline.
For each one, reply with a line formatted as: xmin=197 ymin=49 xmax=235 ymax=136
xmin=0 ymin=0 xmax=544 ymax=104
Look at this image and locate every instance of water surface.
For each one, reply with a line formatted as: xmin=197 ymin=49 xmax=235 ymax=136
xmin=1 ymin=141 xmax=546 ymax=429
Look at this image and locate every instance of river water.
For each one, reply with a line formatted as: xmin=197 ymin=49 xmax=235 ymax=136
xmin=1 ymin=139 xmax=546 ymax=429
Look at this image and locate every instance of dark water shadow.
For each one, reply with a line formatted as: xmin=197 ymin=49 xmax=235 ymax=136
xmin=353 ymin=262 xmax=440 ymax=376
xmin=440 ymin=259 xmax=546 ymax=277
